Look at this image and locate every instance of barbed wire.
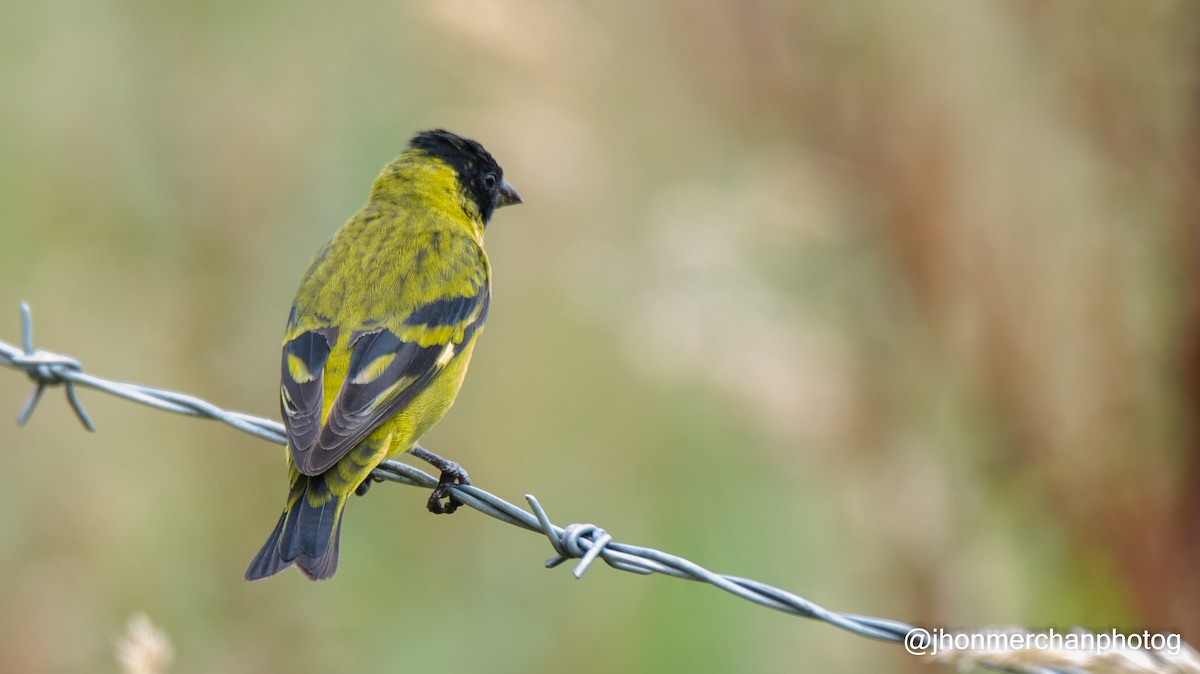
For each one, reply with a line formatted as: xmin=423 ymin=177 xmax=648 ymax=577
xmin=4 ymin=302 xmax=1196 ymax=674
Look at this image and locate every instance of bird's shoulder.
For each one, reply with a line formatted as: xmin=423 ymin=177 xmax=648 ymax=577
xmin=288 ymin=208 xmax=489 ymax=340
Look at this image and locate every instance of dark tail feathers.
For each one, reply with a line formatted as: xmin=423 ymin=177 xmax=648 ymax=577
xmin=245 ymin=473 xmax=346 ymax=581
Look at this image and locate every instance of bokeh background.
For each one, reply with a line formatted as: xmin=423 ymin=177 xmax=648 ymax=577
xmin=1 ymin=1 xmax=1198 ymax=672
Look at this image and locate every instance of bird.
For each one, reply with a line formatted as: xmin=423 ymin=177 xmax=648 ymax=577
xmin=245 ymin=129 xmax=520 ymax=581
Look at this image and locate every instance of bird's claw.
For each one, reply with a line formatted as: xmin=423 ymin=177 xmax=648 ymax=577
xmin=354 ymin=473 xmax=385 ymax=497
xmin=427 ymin=463 xmax=470 ymax=514
xmin=409 ymin=444 xmax=471 ymax=514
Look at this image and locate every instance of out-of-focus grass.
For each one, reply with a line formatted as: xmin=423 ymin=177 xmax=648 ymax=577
xmin=1 ymin=1 xmax=1197 ymax=672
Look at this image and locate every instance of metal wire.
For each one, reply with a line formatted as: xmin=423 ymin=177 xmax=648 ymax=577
xmin=4 ymin=302 xmax=1193 ymax=674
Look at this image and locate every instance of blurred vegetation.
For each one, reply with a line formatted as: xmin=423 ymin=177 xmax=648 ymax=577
xmin=2 ymin=1 xmax=1198 ymax=672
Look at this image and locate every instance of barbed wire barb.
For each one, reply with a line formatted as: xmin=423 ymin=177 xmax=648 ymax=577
xmin=3 ymin=302 xmax=1196 ymax=674
xmin=13 ymin=301 xmax=94 ymax=430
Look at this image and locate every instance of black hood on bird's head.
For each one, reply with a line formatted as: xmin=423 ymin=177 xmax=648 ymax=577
xmin=409 ymin=129 xmax=521 ymax=225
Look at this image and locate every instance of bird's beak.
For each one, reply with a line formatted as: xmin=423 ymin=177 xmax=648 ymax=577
xmin=497 ymin=179 xmax=522 ymax=208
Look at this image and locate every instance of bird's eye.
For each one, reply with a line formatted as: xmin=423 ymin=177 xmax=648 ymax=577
xmin=483 ymin=173 xmax=498 ymax=190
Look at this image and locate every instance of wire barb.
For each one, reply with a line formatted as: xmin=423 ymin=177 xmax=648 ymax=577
xmin=11 ymin=302 xmax=94 ymax=430
xmin=2 ymin=302 xmax=1194 ymax=674
xmin=526 ymin=495 xmax=614 ymax=578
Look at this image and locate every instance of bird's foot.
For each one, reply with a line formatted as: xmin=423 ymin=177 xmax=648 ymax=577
xmin=354 ymin=473 xmax=385 ymax=497
xmin=409 ymin=445 xmax=471 ymax=514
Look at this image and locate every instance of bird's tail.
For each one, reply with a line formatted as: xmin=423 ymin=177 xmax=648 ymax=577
xmin=245 ymin=467 xmax=348 ymax=581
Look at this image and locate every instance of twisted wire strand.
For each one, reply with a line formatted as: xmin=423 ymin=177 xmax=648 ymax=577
xmin=5 ymin=302 xmax=1194 ymax=674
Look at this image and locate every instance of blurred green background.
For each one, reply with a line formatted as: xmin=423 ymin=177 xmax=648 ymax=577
xmin=2 ymin=1 xmax=1198 ymax=672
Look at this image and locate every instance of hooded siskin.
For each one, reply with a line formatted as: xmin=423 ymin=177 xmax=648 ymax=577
xmin=246 ymin=129 xmax=520 ymax=581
